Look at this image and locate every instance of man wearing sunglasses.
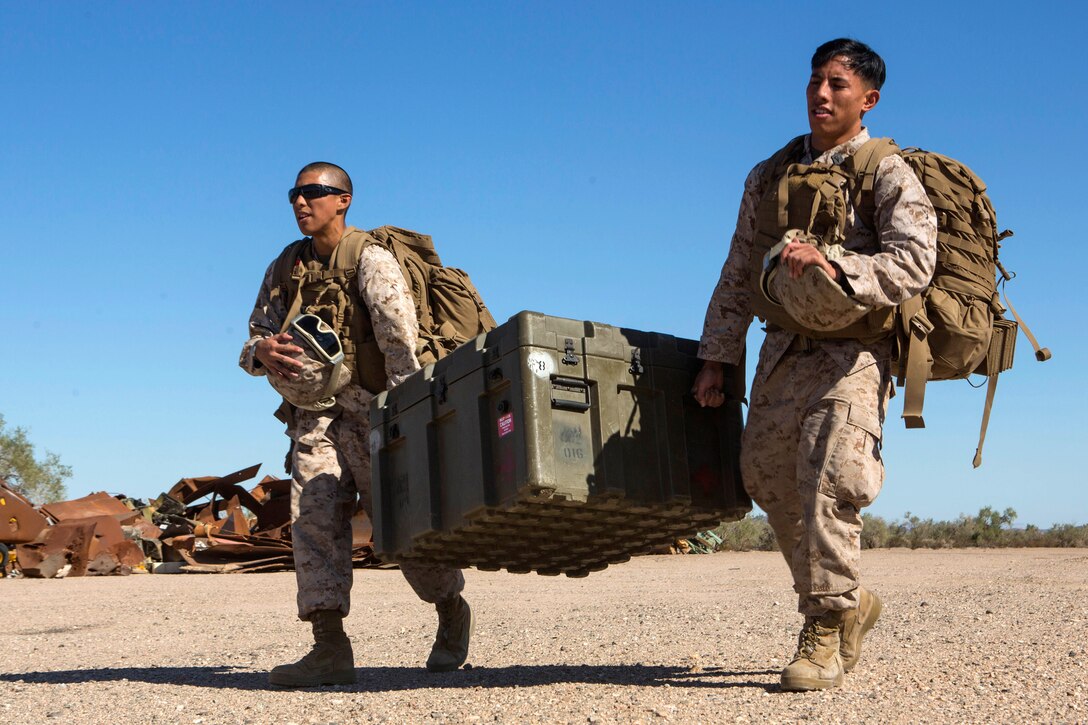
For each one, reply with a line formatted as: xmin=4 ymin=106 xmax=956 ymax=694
xmin=240 ymin=162 xmax=472 ymax=687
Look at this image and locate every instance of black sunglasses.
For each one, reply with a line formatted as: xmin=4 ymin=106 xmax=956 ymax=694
xmin=288 ymin=184 xmax=350 ymax=204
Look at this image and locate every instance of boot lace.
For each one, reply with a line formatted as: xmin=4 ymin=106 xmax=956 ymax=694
xmin=798 ymin=620 xmax=821 ymax=657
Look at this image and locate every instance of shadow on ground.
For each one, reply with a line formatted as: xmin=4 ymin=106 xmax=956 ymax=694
xmin=0 ymin=664 xmax=778 ymax=692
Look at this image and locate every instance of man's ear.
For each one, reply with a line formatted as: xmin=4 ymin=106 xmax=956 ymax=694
xmin=862 ymin=88 xmax=880 ymax=114
xmin=336 ymin=193 xmax=352 ymax=215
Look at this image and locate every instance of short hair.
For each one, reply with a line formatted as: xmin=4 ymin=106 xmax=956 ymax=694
xmin=811 ymin=38 xmax=886 ymax=90
xmin=297 ymin=162 xmax=353 ymax=194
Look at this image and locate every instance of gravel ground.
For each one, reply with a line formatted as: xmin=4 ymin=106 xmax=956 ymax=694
xmin=2 ymin=548 xmax=1085 ymax=724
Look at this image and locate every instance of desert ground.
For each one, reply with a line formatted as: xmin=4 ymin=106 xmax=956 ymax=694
xmin=2 ymin=548 xmax=1085 ymax=724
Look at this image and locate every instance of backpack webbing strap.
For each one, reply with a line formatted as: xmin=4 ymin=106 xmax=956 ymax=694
xmin=899 ymin=295 xmax=931 ymax=429
xmin=270 ymin=240 xmax=308 ymax=333
xmin=1001 ymin=286 xmax=1052 ymax=362
xmin=763 ymin=136 xmax=807 ymax=230
xmin=776 ymin=166 xmax=795 ymax=231
xmin=279 ymin=272 xmax=306 ymax=334
xmin=850 ymin=138 xmax=900 ymax=224
xmin=972 ymin=374 xmax=999 ymax=468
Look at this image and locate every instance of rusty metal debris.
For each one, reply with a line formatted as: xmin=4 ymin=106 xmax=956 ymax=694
xmin=671 ymin=530 xmax=724 ymax=555
xmin=0 ymin=465 xmax=384 ymax=578
xmin=2 ymin=483 xmax=50 ymax=545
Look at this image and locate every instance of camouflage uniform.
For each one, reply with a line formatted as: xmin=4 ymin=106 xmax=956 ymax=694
xmin=241 ymin=240 xmax=464 ymax=620
xmin=699 ymin=129 xmax=937 ymax=615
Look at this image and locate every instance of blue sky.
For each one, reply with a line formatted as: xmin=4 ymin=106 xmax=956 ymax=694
xmin=2 ymin=2 xmax=1083 ymax=527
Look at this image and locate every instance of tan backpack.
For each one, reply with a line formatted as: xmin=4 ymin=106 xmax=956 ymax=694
xmin=755 ymin=136 xmax=1051 ymax=465
xmin=890 ymin=146 xmax=1050 ymax=465
xmin=366 ymin=226 xmax=498 ymax=367
xmin=272 ymin=225 xmax=497 ymax=395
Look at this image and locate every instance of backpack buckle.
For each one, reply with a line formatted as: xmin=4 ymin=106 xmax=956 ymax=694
xmin=909 ymin=314 xmax=934 ymax=337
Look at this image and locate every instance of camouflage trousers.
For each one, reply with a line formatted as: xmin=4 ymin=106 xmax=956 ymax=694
xmin=740 ymin=342 xmax=892 ymax=616
xmin=290 ymin=410 xmax=464 ymax=621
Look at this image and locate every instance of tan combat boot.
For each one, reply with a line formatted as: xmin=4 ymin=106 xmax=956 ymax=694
xmin=840 ymin=587 xmax=883 ymax=673
xmin=426 ymin=595 xmax=474 ymax=672
xmin=780 ymin=611 xmax=845 ymax=692
xmin=269 ymin=610 xmax=355 ymax=687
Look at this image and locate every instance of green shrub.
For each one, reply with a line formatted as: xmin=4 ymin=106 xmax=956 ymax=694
xmin=699 ymin=508 xmax=1086 ymax=552
xmin=712 ymin=515 xmax=777 ymax=552
xmin=861 ymin=513 xmax=891 ymax=549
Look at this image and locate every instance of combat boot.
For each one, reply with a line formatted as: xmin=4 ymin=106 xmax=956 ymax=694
xmin=426 ymin=595 xmax=474 ymax=672
xmin=269 ymin=610 xmax=355 ymax=687
xmin=840 ymin=587 xmax=883 ymax=673
xmin=780 ymin=611 xmax=845 ymax=692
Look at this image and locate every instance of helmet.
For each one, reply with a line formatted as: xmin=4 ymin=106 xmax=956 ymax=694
xmin=267 ymin=314 xmax=352 ymax=411
xmin=760 ymin=229 xmax=872 ymax=333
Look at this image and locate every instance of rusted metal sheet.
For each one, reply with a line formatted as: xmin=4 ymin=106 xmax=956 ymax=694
xmin=0 ymin=482 xmax=50 ymax=545
xmin=251 ymin=475 xmax=291 ymax=501
xmin=40 ymin=491 xmax=135 ymax=522
xmin=16 ymin=520 xmax=98 ymax=577
xmin=167 ymin=464 xmax=261 ymax=503
xmin=15 ymin=514 xmax=147 ymax=577
xmin=252 ymin=475 xmax=292 ymax=536
xmin=195 ymin=533 xmax=292 ymax=557
xmin=352 ymin=509 xmax=373 ymax=550
xmin=176 ymin=554 xmax=295 ymax=574
xmin=123 ymin=516 xmax=162 ymax=541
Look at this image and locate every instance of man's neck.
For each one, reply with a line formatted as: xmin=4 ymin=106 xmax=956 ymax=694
xmin=809 ymin=126 xmax=866 ymax=157
xmin=810 ymin=124 xmax=864 ymax=156
xmin=311 ymin=221 xmax=347 ymax=257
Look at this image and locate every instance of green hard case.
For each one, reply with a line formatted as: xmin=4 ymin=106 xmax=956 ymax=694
xmin=370 ymin=311 xmax=749 ymax=576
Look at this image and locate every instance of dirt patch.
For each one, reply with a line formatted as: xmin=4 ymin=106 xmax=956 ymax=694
xmin=2 ymin=549 xmax=1084 ymax=723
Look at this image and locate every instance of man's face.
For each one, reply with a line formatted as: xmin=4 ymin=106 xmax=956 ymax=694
xmin=292 ymin=170 xmax=351 ymax=237
xmin=806 ymin=57 xmax=879 ymax=149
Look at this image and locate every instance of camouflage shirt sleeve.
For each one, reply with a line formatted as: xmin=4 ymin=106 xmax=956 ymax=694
xmin=835 ymin=154 xmax=937 ymax=307
xmin=358 ymin=245 xmax=421 ymax=388
xmin=238 ymin=260 xmax=284 ymax=376
xmin=697 ymin=162 xmax=768 ymax=365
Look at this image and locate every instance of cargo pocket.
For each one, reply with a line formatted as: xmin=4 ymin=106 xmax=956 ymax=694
xmin=814 ymin=402 xmax=884 ymax=509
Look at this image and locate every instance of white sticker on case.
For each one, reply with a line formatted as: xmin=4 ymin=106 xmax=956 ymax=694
xmin=526 ymin=351 xmax=556 ymax=380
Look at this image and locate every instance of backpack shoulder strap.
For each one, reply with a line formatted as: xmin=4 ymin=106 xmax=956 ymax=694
xmin=269 ymin=239 xmax=308 ymax=333
xmin=847 ymin=137 xmax=900 ymax=226
xmin=330 ymin=226 xmax=380 ymax=271
xmin=271 ymin=238 xmax=308 ymax=289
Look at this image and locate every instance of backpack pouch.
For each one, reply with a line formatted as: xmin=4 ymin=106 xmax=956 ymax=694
xmin=924 ymin=287 xmax=993 ymax=380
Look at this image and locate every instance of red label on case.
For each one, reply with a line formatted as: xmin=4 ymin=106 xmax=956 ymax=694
xmin=498 ymin=413 xmax=514 ymax=438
